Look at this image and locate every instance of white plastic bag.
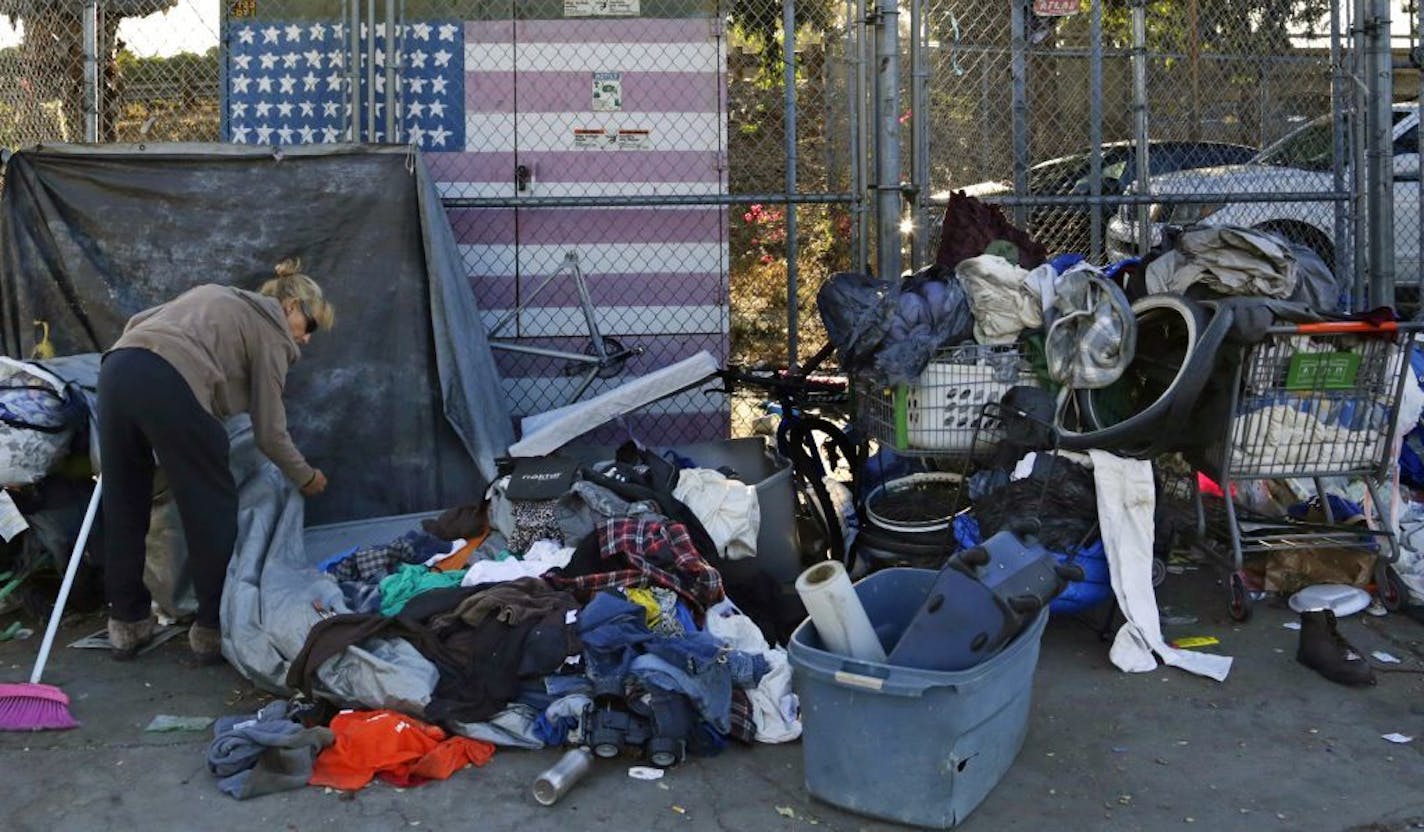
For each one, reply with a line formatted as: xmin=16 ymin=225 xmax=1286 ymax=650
xmin=0 ymin=357 xmax=75 ymax=486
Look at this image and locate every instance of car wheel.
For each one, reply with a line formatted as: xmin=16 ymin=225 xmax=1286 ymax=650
xmin=1255 ymin=220 xmax=1335 ymax=273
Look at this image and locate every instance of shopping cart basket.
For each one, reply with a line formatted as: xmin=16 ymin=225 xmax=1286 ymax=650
xmin=1194 ymin=321 xmax=1422 ymax=621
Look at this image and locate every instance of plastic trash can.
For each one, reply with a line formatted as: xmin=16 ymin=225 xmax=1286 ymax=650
xmin=788 ymin=568 xmax=1049 ymax=829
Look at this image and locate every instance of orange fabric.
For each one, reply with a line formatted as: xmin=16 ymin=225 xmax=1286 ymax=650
xmin=407 ymin=736 xmax=497 ymax=782
xmin=309 ymin=709 xmax=496 ymax=791
xmin=434 ymin=533 xmax=486 ymax=572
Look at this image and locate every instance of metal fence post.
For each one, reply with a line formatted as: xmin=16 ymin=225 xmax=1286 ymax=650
xmin=784 ymin=0 xmax=800 ymax=370
xmin=851 ymin=0 xmax=870 ymax=272
xmin=1331 ymin=0 xmax=1349 ymax=285
xmin=1010 ymin=0 xmax=1028 ymax=227
xmin=1131 ymin=0 xmax=1151 ymax=256
xmin=348 ymin=0 xmax=362 ymax=141
xmin=1089 ymin=0 xmax=1104 ymax=260
xmin=1353 ymin=0 xmax=1370 ymax=307
xmin=873 ymin=0 xmax=902 ymax=279
xmin=1365 ymin=0 xmax=1394 ymax=307
xmin=385 ymin=0 xmax=398 ymax=142
xmin=909 ymin=0 xmax=929 ymax=270
xmin=82 ymin=0 xmax=98 ymax=143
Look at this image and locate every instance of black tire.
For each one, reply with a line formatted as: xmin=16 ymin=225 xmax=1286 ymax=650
xmin=1056 ymin=294 xmax=1210 ymax=453
xmin=1375 ymin=561 xmax=1408 ymax=612
xmin=1228 ymin=571 xmax=1253 ymax=622
xmin=1255 ymin=220 xmax=1335 ymax=274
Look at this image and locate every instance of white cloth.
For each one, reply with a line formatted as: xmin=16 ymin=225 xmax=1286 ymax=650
xmin=673 ymin=468 xmax=761 ymax=561
xmin=460 ymin=540 xmax=574 ymax=586
xmin=1232 ymin=404 xmax=1381 ymax=470
xmin=422 ymin=538 xmax=468 ymax=568
xmin=1089 ymin=450 xmax=1233 ymax=682
xmin=955 ymin=254 xmax=1042 ymax=345
xmin=705 ymin=600 xmax=801 ymax=743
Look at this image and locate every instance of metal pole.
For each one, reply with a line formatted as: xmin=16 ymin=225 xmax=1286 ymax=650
xmin=1131 ymin=0 xmax=1151 ymax=256
xmin=1330 ymin=0 xmax=1349 ymax=292
xmin=1010 ymin=0 xmax=1029 ymax=227
xmin=1365 ymin=0 xmax=1394 ymax=307
xmin=1089 ymin=0 xmax=1104 ymax=259
xmin=908 ymin=0 xmax=928 ymax=270
xmin=784 ymin=0 xmax=801 ymax=370
xmin=82 ymin=0 xmax=98 ymax=142
xmin=385 ymin=0 xmax=397 ymax=142
xmin=398 ymin=0 xmax=407 ymax=143
xmin=850 ymin=0 xmax=869 ymax=272
xmin=366 ymin=0 xmax=377 ymax=140
xmin=349 ymin=0 xmax=362 ymax=141
xmin=1353 ymin=0 xmax=1370 ymax=307
xmin=1417 ymin=0 xmax=1423 ymax=289
xmin=873 ymin=0 xmax=902 ymax=279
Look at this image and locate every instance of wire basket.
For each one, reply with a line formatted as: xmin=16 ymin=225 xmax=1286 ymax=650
xmin=854 ymin=344 xmax=1038 ymax=456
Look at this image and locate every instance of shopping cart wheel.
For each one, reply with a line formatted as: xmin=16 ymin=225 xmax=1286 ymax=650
xmin=1227 ymin=572 xmax=1253 ymax=622
xmin=1375 ymin=562 xmax=1407 ymax=612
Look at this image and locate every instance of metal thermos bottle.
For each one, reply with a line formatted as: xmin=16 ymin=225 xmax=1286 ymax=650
xmin=532 ymin=747 xmax=594 ymax=806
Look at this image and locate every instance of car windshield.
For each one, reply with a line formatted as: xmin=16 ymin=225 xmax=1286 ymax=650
xmin=1255 ymin=112 xmax=1409 ymax=171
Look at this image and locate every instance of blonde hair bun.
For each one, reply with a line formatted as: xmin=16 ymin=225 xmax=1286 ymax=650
xmin=273 ymin=257 xmax=303 ymax=278
xmin=260 ymin=256 xmax=336 ymax=331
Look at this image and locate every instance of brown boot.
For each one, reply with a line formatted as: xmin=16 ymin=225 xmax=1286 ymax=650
xmin=188 ymin=623 xmax=224 ymax=666
xmin=108 ymin=616 xmax=158 ymax=660
xmin=1297 ymin=609 xmax=1376 ymax=686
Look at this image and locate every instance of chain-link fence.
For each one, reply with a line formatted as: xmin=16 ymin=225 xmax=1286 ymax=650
xmin=911 ymin=0 xmax=1424 ymax=310
xmin=8 ymin=0 xmax=1424 ymax=443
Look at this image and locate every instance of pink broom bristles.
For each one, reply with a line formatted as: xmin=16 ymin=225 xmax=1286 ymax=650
xmin=0 ymin=682 xmax=79 ymax=731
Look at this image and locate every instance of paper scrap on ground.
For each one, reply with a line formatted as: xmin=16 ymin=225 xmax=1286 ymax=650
xmin=144 ymin=714 xmax=215 ymax=732
xmin=1381 ymin=733 xmax=1414 ymax=744
xmin=1170 ymin=636 xmax=1220 ymax=649
xmin=627 ymin=766 xmax=664 ymax=780
xmin=1282 ymin=622 xmax=1302 ymax=631
xmin=1371 ymin=650 xmax=1401 ymax=664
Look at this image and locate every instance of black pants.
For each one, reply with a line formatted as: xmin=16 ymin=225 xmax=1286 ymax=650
xmin=98 ymin=348 xmax=237 ymax=629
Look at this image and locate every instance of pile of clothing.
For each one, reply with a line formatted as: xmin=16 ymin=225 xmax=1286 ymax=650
xmin=220 ymin=441 xmax=801 ymax=797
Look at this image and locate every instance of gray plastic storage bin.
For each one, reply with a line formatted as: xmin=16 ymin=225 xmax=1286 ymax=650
xmin=788 ymin=568 xmax=1049 ymax=829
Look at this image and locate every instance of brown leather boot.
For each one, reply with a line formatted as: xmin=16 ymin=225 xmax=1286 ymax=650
xmin=188 ymin=623 xmax=223 ymax=666
xmin=1297 ymin=609 xmax=1376 ymax=686
xmin=107 ymin=616 xmax=158 ymax=660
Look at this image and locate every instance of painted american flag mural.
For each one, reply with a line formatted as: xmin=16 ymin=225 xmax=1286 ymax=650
xmin=226 ymin=20 xmax=465 ymax=149
xmin=224 ymin=15 xmax=728 ymax=442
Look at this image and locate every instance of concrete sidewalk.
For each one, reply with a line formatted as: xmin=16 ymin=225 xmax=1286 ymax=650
xmin=1 ymin=568 xmax=1422 ymax=832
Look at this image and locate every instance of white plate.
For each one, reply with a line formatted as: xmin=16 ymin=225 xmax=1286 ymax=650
xmin=1288 ymin=583 xmax=1372 ymax=617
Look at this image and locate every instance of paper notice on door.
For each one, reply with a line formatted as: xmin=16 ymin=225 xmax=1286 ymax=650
xmin=573 ymin=128 xmax=612 ymax=149
xmin=0 ymin=490 xmax=28 ymax=542
xmin=564 ymin=0 xmax=639 ymax=16
xmin=592 ymin=72 xmax=622 ymax=111
xmin=615 ymin=129 xmax=650 ymax=149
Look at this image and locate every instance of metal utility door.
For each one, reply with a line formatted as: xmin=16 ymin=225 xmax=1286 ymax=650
xmin=459 ymin=5 xmax=730 ymax=436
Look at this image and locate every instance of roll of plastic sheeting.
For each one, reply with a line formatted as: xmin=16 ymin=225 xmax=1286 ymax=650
xmin=795 ymin=561 xmax=887 ymax=662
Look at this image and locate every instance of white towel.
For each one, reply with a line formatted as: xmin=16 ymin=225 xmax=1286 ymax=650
xmin=1089 ymin=450 xmax=1233 ymax=682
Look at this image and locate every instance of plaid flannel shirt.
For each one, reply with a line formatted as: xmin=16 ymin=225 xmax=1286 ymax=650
xmin=550 ymin=517 xmax=724 ymax=613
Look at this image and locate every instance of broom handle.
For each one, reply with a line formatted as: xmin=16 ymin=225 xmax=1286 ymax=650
xmin=30 ymin=477 xmax=101 ymax=685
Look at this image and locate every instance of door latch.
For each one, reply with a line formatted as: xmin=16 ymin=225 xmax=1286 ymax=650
xmin=515 ymin=164 xmax=531 ymax=193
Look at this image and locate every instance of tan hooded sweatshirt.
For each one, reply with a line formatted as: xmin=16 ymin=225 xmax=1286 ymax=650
xmin=111 ymin=284 xmax=316 ymax=486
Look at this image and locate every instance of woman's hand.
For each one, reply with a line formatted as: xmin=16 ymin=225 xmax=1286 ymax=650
xmin=301 ymin=469 xmax=328 ymax=497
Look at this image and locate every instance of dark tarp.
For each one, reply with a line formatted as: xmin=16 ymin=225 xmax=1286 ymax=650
xmin=0 ymin=143 xmax=513 ymax=524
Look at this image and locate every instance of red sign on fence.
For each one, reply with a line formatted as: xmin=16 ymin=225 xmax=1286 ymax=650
xmin=1032 ymin=0 xmax=1081 ymax=16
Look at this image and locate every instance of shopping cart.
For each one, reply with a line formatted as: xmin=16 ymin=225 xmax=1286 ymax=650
xmin=853 ymin=343 xmax=1041 ymax=459
xmin=1194 ymin=321 xmax=1422 ymax=621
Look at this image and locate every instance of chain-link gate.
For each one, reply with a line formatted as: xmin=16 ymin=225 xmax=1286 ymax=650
xmin=904 ymin=0 xmax=1423 ymax=311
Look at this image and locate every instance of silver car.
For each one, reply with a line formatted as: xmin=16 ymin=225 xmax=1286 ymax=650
xmin=1106 ymin=104 xmax=1423 ymax=276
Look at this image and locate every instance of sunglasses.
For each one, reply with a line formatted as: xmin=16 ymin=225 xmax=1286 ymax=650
xmin=298 ymin=300 xmax=319 ymax=335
